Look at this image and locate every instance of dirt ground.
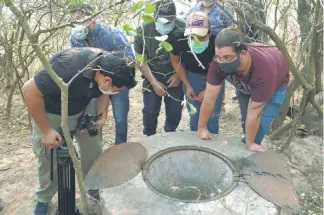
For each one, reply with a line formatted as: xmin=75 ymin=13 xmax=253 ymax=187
xmin=0 ymin=81 xmax=322 ymax=215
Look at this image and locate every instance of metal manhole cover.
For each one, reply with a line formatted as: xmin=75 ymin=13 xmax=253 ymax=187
xmin=243 ymin=151 xmax=300 ymax=212
xmin=85 ymin=142 xmax=147 ymax=190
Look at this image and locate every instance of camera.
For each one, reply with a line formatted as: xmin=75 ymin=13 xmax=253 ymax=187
xmin=77 ymin=114 xmax=98 ymax=136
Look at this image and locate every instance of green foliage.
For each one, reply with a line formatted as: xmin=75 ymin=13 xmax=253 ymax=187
xmin=142 ymin=87 xmax=152 ymax=92
xmin=143 ymin=3 xmax=156 ymax=14
xmin=135 ymin=53 xmax=144 ymax=62
xmin=123 ymin=24 xmax=137 ymax=36
xmin=220 ymin=198 xmax=226 ymax=206
xmin=141 ymin=3 xmax=156 ymax=23
xmin=132 ymin=1 xmax=143 ymax=12
xmin=0 ymin=0 xmax=3 ymax=4
xmin=141 ymin=13 xmax=155 ymax=23
xmin=160 ymin=41 xmax=173 ymax=52
xmin=71 ymin=0 xmax=84 ymax=5
xmin=188 ymin=102 xmax=197 ymax=115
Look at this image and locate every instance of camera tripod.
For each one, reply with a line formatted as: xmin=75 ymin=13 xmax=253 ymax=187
xmin=50 ymin=128 xmax=81 ymax=215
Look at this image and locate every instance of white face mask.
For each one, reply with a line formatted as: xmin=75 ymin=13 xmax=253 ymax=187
xmin=99 ymin=83 xmax=119 ymax=95
xmin=71 ymin=24 xmax=89 ymax=40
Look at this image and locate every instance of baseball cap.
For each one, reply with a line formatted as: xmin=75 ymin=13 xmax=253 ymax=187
xmin=155 ymin=0 xmax=176 ymax=23
xmin=97 ymin=51 xmax=137 ymax=89
xmin=68 ymin=4 xmax=93 ymax=16
xmin=184 ymin=12 xmax=210 ymax=37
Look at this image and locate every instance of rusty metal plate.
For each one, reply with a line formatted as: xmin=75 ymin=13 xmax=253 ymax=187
xmin=85 ymin=142 xmax=147 ymax=190
xmin=243 ymin=151 xmax=300 ymax=212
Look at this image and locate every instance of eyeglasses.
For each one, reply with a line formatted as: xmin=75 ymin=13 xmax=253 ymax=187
xmin=214 ymin=54 xmax=239 ymax=63
xmin=189 ymin=34 xmax=209 ymax=42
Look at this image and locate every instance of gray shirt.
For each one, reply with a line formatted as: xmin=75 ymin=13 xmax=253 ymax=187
xmin=134 ymin=18 xmax=185 ymax=84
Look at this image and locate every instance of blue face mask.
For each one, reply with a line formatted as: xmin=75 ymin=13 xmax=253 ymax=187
xmin=188 ymin=39 xmax=209 ymax=54
xmin=155 ymin=21 xmax=174 ymax=35
xmin=71 ymin=24 xmax=89 ymax=40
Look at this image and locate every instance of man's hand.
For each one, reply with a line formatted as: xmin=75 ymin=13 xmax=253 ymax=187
xmin=197 ymin=90 xmax=205 ymax=102
xmin=186 ymin=86 xmax=197 ymax=100
xmin=197 ymin=127 xmax=212 ymax=140
xmin=247 ymin=143 xmax=265 ymax=152
xmin=93 ymin=116 xmax=107 ymax=130
xmin=42 ymin=128 xmax=62 ymax=149
xmin=152 ymin=81 xmax=168 ymax=97
xmin=166 ymin=74 xmax=181 ymax=88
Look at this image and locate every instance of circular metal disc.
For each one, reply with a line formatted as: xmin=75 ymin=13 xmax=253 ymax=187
xmin=85 ymin=142 xmax=147 ymax=190
xmin=242 ymin=151 xmax=300 ymax=212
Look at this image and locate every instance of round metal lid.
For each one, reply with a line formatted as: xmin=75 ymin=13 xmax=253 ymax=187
xmin=85 ymin=142 xmax=147 ymax=190
xmin=242 ymin=151 xmax=301 ymax=212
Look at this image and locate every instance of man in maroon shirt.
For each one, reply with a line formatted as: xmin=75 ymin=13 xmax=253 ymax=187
xmin=197 ymin=27 xmax=289 ymax=151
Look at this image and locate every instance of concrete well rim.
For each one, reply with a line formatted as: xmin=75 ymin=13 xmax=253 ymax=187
xmin=141 ymin=145 xmax=239 ymax=203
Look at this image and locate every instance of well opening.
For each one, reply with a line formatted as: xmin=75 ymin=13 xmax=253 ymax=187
xmin=142 ymin=146 xmax=238 ymax=203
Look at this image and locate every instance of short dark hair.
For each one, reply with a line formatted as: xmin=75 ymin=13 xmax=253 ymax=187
xmin=215 ymin=27 xmax=247 ymax=53
xmin=68 ymin=4 xmax=93 ymax=16
xmin=97 ymin=51 xmax=137 ymax=89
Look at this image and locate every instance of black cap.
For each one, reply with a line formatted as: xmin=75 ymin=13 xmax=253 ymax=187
xmin=97 ymin=51 xmax=137 ymax=89
xmin=155 ymin=0 xmax=176 ymax=22
xmin=68 ymin=4 xmax=93 ymax=16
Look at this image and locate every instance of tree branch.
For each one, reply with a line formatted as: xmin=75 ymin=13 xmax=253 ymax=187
xmin=35 ymin=0 xmax=128 ymax=37
xmin=280 ymin=90 xmax=309 ymax=152
xmin=4 ymin=0 xmax=89 ymax=214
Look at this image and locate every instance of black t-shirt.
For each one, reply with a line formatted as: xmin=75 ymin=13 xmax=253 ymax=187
xmin=167 ymin=29 xmax=216 ymax=75
xmin=134 ymin=18 xmax=186 ymax=84
xmin=34 ymin=47 xmax=104 ymax=115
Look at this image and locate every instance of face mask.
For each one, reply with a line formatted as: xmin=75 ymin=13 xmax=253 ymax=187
xmin=219 ymin=58 xmax=241 ymax=74
xmin=188 ymin=39 xmax=209 ymax=54
xmin=155 ymin=21 xmax=174 ymax=35
xmin=71 ymin=24 xmax=89 ymax=40
xmin=203 ymin=0 xmax=214 ymax=7
xmin=99 ymin=83 xmax=119 ymax=95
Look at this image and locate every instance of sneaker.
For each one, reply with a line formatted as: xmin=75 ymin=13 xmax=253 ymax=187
xmin=87 ymin=189 xmax=100 ymax=203
xmin=241 ymin=136 xmax=246 ymax=144
xmin=33 ymin=202 xmax=49 ymax=215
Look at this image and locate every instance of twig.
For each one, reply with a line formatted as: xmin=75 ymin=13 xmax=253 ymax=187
xmin=280 ymin=90 xmax=309 ymax=152
xmin=35 ymin=0 xmax=127 ymax=37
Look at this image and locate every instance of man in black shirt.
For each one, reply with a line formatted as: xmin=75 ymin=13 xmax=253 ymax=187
xmin=134 ymin=0 xmax=184 ymax=136
xmin=168 ymin=11 xmax=225 ymax=134
xmin=23 ymin=47 xmax=136 ymax=215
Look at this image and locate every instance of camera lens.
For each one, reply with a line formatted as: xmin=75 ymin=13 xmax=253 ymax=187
xmin=87 ymin=124 xmax=98 ymax=137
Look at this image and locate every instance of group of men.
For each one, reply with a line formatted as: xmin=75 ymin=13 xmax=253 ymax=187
xmin=24 ymin=0 xmax=290 ymax=214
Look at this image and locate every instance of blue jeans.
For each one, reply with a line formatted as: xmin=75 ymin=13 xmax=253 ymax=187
xmin=184 ymin=71 xmax=225 ymax=134
xmin=239 ymin=87 xmax=287 ymax=144
xmin=142 ymin=79 xmax=183 ymax=136
xmin=110 ymin=88 xmax=129 ymax=145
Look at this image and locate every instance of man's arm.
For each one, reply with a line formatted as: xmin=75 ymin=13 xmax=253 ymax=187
xmin=170 ymin=53 xmax=190 ymax=89
xmin=96 ymin=94 xmax=110 ymax=119
xmin=138 ymin=63 xmax=155 ymax=84
xmin=245 ymin=99 xmax=265 ymax=146
xmin=170 ymin=53 xmax=196 ymax=100
xmin=198 ymin=83 xmax=222 ymax=129
xmin=23 ymin=78 xmax=50 ymax=133
xmin=93 ymin=94 xmax=110 ymax=128
xmin=23 ymin=78 xmax=62 ymax=148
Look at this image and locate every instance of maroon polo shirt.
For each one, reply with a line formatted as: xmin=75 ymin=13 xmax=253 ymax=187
xmin=207 ymin=44 xmax=289 ymax=102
